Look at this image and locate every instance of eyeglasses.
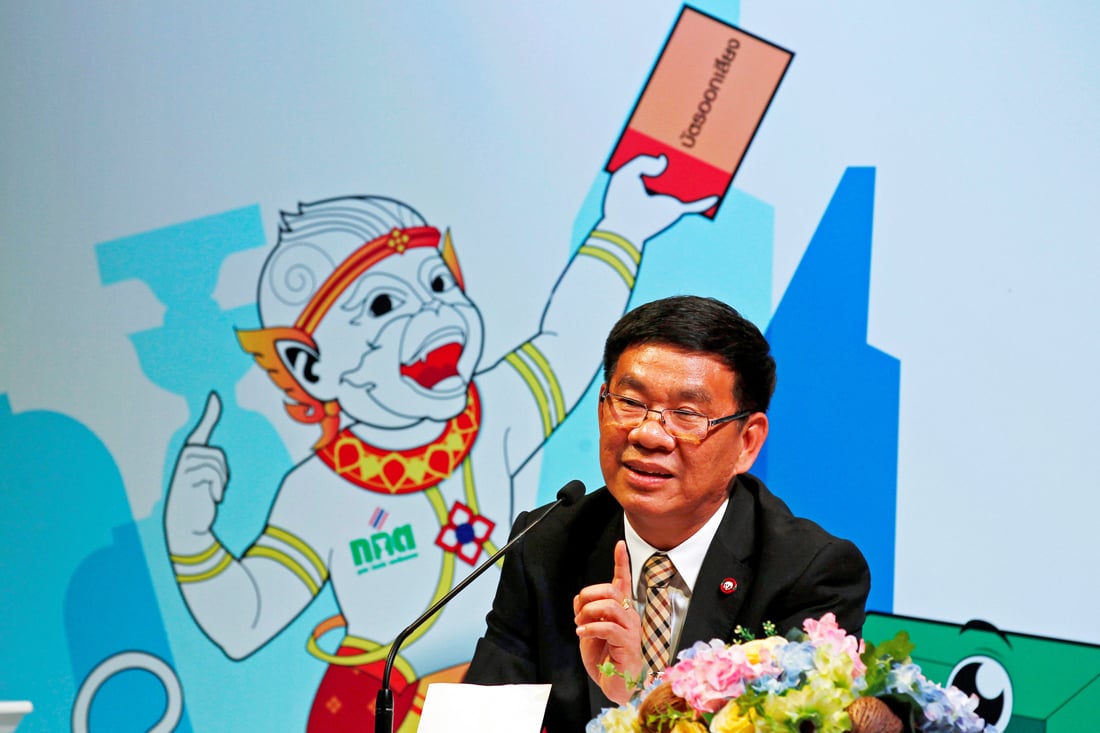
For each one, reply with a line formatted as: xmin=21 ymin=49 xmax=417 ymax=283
xmin=598 ymin=389 xmax=752 ymax=444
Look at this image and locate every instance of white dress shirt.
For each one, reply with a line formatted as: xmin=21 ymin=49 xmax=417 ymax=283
xmin=623 ymin=497 xmax=729 ymax=660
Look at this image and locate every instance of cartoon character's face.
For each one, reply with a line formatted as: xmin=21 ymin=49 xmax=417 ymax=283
xmin=304 ymin=247 xmax=484 ymax=425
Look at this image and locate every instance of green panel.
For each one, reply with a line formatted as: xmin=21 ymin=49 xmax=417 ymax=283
xmin=865 ymin=613 xmax=1100 ymax=733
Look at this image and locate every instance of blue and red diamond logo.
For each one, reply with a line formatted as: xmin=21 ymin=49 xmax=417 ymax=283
xmin=434 ymin=502 xmax=495 ymax=565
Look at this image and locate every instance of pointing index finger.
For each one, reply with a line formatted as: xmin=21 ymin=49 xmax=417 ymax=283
xmin=186 ymin=392 xmax=222 ymax=446
xmin=612 ymin=540 xmax=633 ymax=602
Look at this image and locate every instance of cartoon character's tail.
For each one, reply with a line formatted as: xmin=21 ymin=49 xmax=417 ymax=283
xmin=72 ymin=651 xmax=183 ymax=733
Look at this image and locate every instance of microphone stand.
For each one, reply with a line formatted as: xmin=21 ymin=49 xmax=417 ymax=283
xmin=373 ymin=480 xmax=585 ymax=733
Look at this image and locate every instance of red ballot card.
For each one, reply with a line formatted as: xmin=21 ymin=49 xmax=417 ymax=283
xmin=607 ymin=7 xmax=793 ymax=218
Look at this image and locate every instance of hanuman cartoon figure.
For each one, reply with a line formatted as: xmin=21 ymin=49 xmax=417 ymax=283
xmin=164 ymin=155 xmax=716 ymax=731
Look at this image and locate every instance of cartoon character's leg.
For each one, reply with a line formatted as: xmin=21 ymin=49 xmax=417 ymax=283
xmin=307 ymin=653 xmax=417 ymax=733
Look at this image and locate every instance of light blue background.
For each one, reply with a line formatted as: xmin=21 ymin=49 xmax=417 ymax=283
xmin=2 ymin=2 xmax=1097 ymax=731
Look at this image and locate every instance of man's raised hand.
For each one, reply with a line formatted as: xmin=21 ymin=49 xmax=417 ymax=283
xmin=573 ymin=540 xmax=643 ymax=705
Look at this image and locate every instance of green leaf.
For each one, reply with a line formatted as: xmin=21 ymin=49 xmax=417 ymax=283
xmin=860 ymin=631 xmax=915 ymax=694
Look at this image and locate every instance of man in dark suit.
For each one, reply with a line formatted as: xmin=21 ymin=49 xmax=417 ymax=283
xmin=464 ymin=295 xmax=870 ymax=732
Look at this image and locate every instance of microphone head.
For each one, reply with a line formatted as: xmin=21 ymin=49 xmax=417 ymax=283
xmin=556 ymin=480 xmax=586 ymax=506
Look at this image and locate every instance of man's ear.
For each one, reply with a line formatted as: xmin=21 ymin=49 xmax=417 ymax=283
xmin=596 ymin=383 xmax=608 ymax=415
xmin=733 ymin=412 xmax=769 ymax=475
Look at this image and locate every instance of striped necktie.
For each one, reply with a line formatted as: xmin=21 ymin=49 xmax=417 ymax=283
xmin=639 ymin=552 xmax=676 ymax=676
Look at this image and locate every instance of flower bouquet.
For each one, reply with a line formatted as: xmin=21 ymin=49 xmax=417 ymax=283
xmin=587 ymin=613 xmax=996 ymax=733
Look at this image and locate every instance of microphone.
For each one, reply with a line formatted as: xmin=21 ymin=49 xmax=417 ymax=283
xmin=373 ymin=479 xmax=585 ymax=733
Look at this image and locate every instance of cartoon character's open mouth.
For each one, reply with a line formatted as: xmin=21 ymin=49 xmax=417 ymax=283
xmin=400 ymin=341 xmax=463 ymax=389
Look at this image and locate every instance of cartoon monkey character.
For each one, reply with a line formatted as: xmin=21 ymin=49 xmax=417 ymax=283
xmin=165 ymin=155 xmax=717 ymax=731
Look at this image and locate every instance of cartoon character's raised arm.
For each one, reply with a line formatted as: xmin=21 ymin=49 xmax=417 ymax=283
xmin=484 ymin=153 xmax=718 ymax=474
xmin=165 ymin=392 xmax=318 ymax=658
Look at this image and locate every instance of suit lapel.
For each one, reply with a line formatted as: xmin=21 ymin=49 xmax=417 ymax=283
xmin=677 ymin=479 xmax=757 ymax=654
xmin=583 ymin=495 xmax=625 ymax=718
xmin=581 ymin=501 xmax=624 ymax=588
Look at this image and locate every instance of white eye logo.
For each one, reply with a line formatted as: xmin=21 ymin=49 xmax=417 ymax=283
xmin=947 ymin=655 xmax=1012 ymax=731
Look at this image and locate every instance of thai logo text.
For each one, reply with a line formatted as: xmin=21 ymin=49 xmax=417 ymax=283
xmin=350 ymin=524 xmax=417 ymax=574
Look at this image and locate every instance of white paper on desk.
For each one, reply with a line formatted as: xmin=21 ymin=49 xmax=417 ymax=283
xmin=417 ymin=683 xmax=551 ymax=733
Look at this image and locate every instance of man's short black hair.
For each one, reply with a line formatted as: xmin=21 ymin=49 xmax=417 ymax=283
xmin=602 ymin=295 xmax=776 ymax=413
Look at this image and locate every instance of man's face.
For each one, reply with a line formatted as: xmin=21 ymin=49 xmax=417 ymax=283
xmin=598 ymin=342 xmax=768 ymax=549
xmin=307 ymin=247 xmax=484 ymax=425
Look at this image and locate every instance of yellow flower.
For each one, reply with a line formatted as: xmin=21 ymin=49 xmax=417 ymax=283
xmin=596 ymin=705 xmax=642 ymax=733
xmin=812 ymin=644 xmax=857 ymax=685
xmin=709 ymin=702 xmax=754 ymax=733
xmin=758 ymin=683 xmax=855 ymax=733
xmin=670 ymin=720 xmax=708 ymax=733
xmin=740 ymin=636 xmax=785 ymax=665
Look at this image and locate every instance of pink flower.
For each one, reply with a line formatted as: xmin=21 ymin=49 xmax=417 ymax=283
xmin=664 ymin=640 xmax=779 ymax=713
xmin=801 ymin=613 xmax=866 ymax=678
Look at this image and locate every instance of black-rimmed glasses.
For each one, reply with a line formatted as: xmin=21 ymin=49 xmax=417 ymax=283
xmin=598 ymin=389 xmax=752 ymax=444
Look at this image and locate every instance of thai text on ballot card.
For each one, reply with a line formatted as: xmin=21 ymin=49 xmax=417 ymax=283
xmin=607 ymin=6 xmax=793 ymax=217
